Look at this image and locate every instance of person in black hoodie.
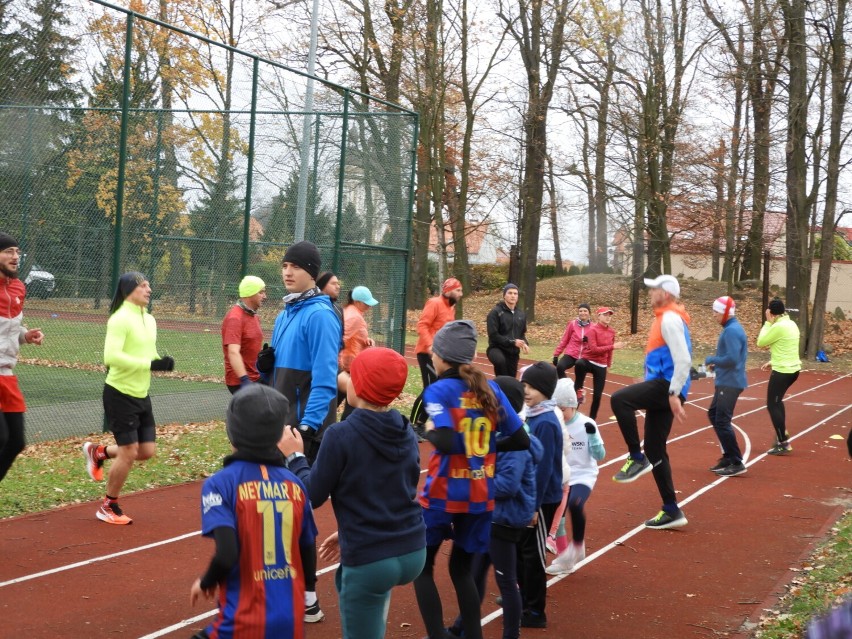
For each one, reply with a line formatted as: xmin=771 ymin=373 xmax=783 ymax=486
xmin=486 ymin=283 xmax=529 ymax=377
xmin=278 ymin=347 xmax=426 ymax=639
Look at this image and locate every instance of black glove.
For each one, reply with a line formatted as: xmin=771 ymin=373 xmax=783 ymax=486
xmin=151 ymin=356 xmax=174 ymax=372
xmin=552 ymin=356 xmax=559 ymax=366
xmin=256 ymin=343 xmax=275 ymax=374
xmin=584 ymin=422 xmax=596 ymax=435
xmin=582 ymin=335 xmax=588 ymax=343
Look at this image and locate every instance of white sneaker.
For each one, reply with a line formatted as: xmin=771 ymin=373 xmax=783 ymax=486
xmin=545 ymin=542 xmax=585 ymax=575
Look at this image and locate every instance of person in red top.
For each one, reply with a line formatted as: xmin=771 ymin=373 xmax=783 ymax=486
xmin=415 ymin=277 xmax=462 ymax=390
xmin=552 ymin=303 xmax=593 ymax=394
xmin=338 ymin=285 xmax=379 ymax=419
xmin=574 ymin=307 xmax=624 ymax=420
xmin=221 ymin=276 xmax=266 ymax=394
xmin=0 ymin=233 xmax=44 ymax=484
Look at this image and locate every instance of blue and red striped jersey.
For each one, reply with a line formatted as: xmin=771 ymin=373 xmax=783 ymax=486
xmin=420 ymin=378 xmax=523 ymax=513
xmin=200 ymin=460 xmax=317 ymax=639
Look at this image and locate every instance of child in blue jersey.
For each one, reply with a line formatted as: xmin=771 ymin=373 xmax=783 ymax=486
xmin=516 ymin=361 xmax=562 ymax=629
xmin=546 ymin=379 xmax=605 ymax=575
xmin=413 ymin=320 xmax=530 ymax=639
xmin=189 ymin=385 xmax=317 ymax=639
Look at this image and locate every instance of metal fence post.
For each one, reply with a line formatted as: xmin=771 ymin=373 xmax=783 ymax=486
xmin=241 ymin=57 xmax=260 ymax=278
xmin=332 ymin=92 xmax=350 ymax=274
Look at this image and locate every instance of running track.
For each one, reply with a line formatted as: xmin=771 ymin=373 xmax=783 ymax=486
xmin=1 ymin=368 xmax=850 ymax=638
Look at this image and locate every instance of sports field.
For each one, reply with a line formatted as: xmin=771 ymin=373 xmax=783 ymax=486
xmin=1 ymin=368 xmax=849 ymax=638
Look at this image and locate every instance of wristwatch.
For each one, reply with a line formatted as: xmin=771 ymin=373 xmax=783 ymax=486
xmin=285 ymin=452 xmax=305 ymax=465
xmin=298 ymin=424 xmax=312 ymax=434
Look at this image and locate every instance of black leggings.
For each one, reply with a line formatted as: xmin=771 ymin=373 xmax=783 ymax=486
xmin=0 ymin=412 xmax=25 ymax=483
xmin=766 ymin=370 xmax=799 ymax=442
xmin=574 ymin=361 xmax=608 ymax=420
xmin=556 ymin=355 xmax=578 ymax=379
xmin=414 ymin=543 xmax=483 ymax=639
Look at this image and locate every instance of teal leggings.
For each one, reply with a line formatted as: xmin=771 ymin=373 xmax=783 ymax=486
xmin=336 ymin=548 xmax=427 ymax=639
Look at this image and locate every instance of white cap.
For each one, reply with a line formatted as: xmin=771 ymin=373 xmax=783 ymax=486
xmin=712 ymin=296 xmax=735 ymax=316
xmin=643 ymin=274 xmax=680 ymax=298
xmin=553 ymin=378 xmax=578 ymax=408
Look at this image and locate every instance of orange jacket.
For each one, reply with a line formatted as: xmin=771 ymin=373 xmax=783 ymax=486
xmin=415 ymin=295 xmax=456 ymax=354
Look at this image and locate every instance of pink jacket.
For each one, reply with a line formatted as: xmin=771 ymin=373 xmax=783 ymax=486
xmin=553 ymin=319 xmax=591 ymax=359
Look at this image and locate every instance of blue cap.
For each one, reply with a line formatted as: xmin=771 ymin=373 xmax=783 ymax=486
xmin=352 ymin=285 xmax=378 ymax=306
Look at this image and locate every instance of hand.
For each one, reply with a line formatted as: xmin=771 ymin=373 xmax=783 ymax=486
xmin=584 ymin=422 xmax=596 ymax=435
xmin=256 ymin=343 xmax=275 ymax=374
xmin=239 ymin=375 xmax=252 ymax=388
xmin=424 ymin=419 xmax=436 ymax=432
xmin=515 ymin=339 xmax=529 ymax=353
xmin=669 ymin=394 xmax=686 ymax=423
xmin=318 ymin=532 xmax=341 ymax=562
xmin=25 ymin=329 xmax=44 ymax=345
xmin=760 ymin=361 xmax=771 ymax=371
xmin=366 ymin=338 xmax=375 ymax=347
xmin=765 ymin=308 xmax=774 ymax=323
xmin=528 ymin=511 xmax=539 ymax=527
xmin=552 ymin=356 xmax=559 ymax=367
xmin=190 ymin=578 xmax=216 ymax=606
xmin=151 ymin=356 xmax=175 ymax=371
xmin=613 ymin=341 xmax=625 ymax=349
xmin=277 ymin=426 xmax=304 ymax=457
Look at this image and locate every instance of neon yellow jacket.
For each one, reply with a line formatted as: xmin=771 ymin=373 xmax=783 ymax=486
xmin=104 ymin=301 xmax=159 ymax=398
xmin=756 ymin=314 xmax=801 ymax=374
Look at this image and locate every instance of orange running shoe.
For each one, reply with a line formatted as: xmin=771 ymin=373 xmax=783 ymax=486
xmin=82 ymin=442 xmax=104 ymax=482
xmin=96 ymin=501 xmax=132 ymax=525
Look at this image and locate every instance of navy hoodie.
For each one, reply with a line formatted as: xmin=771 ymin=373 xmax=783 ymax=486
xmin=492 ymin=433 xmax=543 ymax=529
xmin=298 ymin=408 xmax=425 ymax=567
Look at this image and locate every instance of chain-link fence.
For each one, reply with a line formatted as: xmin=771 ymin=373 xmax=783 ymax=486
xmin=0 ymin=0 xmax=417 ymax=442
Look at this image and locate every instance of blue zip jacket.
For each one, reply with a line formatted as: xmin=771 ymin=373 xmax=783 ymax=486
xmin=492 ymin=433 xmax=543 ymax=529
xmin=526 ymin=409 xmax=564 ymax=507
xmin=705 ymin=316 xmax=748 ymax=390
xmin=270 ymin=293 xmax=341 ymax=431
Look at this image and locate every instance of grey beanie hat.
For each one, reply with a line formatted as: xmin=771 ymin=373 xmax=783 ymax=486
xmin=432 ymin=320 xmax=478 ymax=365
xmin=553 ymin=378 xmax=578 ymax=408
xmin=226 ymin=385 xmax=290 ymax=456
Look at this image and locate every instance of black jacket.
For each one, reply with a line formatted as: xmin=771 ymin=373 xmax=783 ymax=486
xmin=486 ymin=301 xmax=528 ymax=352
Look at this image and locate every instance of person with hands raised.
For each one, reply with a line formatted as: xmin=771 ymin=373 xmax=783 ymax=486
xmin=81 ymin=272 xmax=174 ymax=525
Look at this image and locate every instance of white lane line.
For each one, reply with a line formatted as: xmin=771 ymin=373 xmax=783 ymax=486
xmin=0 ymin=531 xmax=200 ymax=589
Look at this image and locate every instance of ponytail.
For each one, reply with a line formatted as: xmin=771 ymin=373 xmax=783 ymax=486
xmin=457 ymin=363 xmax=500 ymax=423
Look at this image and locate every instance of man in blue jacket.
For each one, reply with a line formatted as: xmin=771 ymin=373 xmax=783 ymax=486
xmin=268 ymin=240 xmax=340 ymax=624
xmin=705 ymin=296 xmax=748 ymax=477
xmin=270 ymin=240 xmax=341 ymax=464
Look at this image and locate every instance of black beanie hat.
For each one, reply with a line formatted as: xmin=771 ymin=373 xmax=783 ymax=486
xmin=315 ymin=271 xmax=335 ymax=291
xmin=494 ymin=376 xmax=525 ymax=414
xmin=0 ymin=233 xmax=19 ymax=252
xmin=578 ymin=303 xmax=591 ymax=311
xmin=521 ymin=361 xmax=558 ymax=399
xmin=109 ymin=271 xmax=147 ymax=315
xmin=226 ymin=385 xmax=290 ymax=456
xmin=768 ymin=298 xmax=785 ymax=315
xmin=282 ymin=241 xmax=321 ymax=280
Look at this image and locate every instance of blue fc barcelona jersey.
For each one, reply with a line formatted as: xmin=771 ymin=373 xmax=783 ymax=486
xmin=420 ymin=378 xmax=523 ymax=513
xmin=200 ymin=460 xmax=317 ymax=639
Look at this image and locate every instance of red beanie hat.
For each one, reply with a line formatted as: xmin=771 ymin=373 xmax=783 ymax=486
xmin=442 ymin=277 xmax=462 ymax=293
xmin=350 ymin=348 xmax=409 ymax=407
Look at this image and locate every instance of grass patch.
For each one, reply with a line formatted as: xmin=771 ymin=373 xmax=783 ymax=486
xmin=754 ymin=511 xmax=852 ymax=637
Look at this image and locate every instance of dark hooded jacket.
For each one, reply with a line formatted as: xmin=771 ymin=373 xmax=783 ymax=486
xmin=491 ymin=432 xmax=543 ymax=529
xmin=291 ymin=408 xmax=426 ymax=566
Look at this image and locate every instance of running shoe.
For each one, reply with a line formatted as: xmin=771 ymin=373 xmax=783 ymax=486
xmin=82 ymin=443 xmax=104 ymax=482
xmin=304 ymin=600 xmax=324 ymax=623
xmin=714 ymin=461 xmax=747 ymax=476
xmin=96 ymin=501 xmax=132 ymax=525
xmin=612 ymin=456 xmax=652 ymax=483
xmin=767 ymin=441 xmax=792 ymax=456
xmin=709 ymin=457 xmax=731 ymax=473
xmin=546 ymin=542 xmax=585 ymax=575
xmin=576 ymin=388 xmax=585 ymax=405
xmin=644 ymin=509 xmax=687 ymax=530
xmin=545 ymin=534 xmax=557 ymax=555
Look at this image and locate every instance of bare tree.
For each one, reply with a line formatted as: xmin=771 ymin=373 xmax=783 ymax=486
xmin=498 ymin=0 xmax=574 ymax=321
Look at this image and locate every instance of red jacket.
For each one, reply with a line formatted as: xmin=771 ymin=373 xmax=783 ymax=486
xmin=582 ymin=322 xmax=616 ymax=367
xmin=0 ymin=277 xmax=27 ymax=370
